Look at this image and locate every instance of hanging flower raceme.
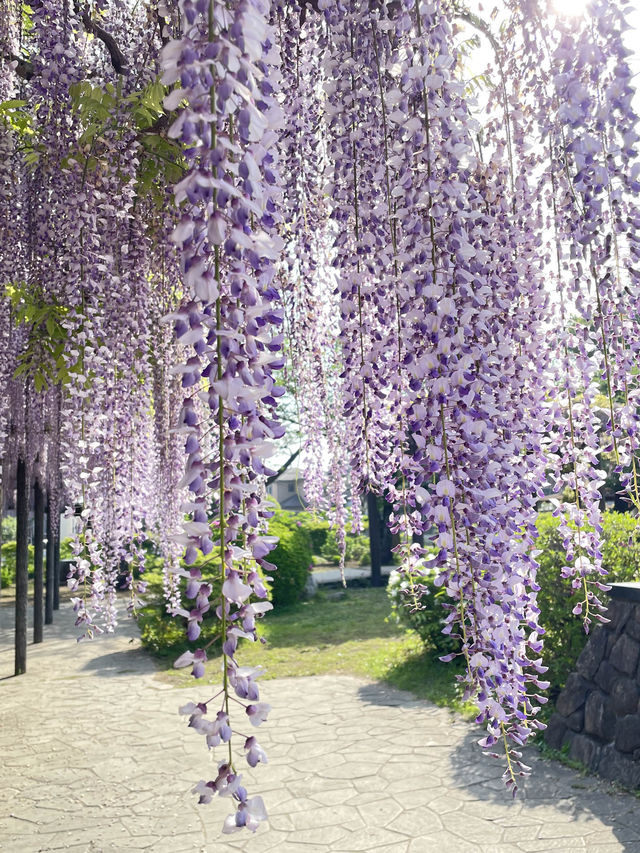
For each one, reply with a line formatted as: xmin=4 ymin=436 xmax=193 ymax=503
xmin=161 ymin=0 xmax=285 ymax=832
xmin=503 ymin=0 xmax=640 ymax=629
xmin=148 ymin=228 xmax=188 ymax=616
xmin=0 ymin=5 xmax=25 ymax=490
xmin=313 ymin=0 xmax=552 ymax=790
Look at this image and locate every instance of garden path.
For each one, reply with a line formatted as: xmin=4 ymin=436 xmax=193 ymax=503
xmin=312 ymin=566 xmax=397 ymax=584
xmin=1 ymin=599 xmax=640 ymax=853
xmin=312 ymin=565 xmax=395 ymax=585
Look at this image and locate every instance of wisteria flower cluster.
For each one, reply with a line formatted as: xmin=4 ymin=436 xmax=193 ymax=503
xmin=161 ymin=0 xmax=285 ymax=832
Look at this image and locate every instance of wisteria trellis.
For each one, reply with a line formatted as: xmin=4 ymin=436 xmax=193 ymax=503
xmin=1 ymin=0 xmax=639 ymax=832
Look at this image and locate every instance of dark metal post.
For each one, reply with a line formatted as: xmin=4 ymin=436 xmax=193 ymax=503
xmin=53 ymin=530 xmax=60 ymax=611
xmin=367 ymin=492 xmax=383 ymax=587
xmin=45 ymin=496 xmax=54 ymax=625
xmin=15 ymin=457 xmax=29 ymax=675
xmin=33 ymin=478 xmax=44 ymax=643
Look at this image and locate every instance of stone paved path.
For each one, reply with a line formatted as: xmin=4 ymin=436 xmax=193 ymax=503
xmin=2 ymin=599 xmax=640 ymax=853
xmin=312 ymin=565 xmax=395 ymax=585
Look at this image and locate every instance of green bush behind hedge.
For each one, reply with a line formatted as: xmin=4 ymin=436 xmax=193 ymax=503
xmin=294 ymin=511 xmax=330 ymax=553
xmin=287 ymin=510 xmax=370 ymax=566
xmin=319 ymin=526 xmax=370 ymax=566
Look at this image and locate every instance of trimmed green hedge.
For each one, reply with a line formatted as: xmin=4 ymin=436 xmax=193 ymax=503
xmin=294 ymin=511 xmax=330 ymax=553
xmin=267 ymin=510 xmax=313 ymax=607
xmin=282 ymin=510 xmax=370 ymax=566
xmin=0 ymin=535 xmax=74 ymax=588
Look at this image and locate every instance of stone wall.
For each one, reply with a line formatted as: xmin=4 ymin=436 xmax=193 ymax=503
xmin=545 ymin=583 xmax=640 ymax=789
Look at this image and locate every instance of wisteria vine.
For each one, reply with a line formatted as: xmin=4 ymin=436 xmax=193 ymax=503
xmin=2 ymin=0 xmax=640 ymax=833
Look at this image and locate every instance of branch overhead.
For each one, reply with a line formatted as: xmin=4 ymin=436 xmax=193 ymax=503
xmin=74 ymin=2 xmax=129 ymax=74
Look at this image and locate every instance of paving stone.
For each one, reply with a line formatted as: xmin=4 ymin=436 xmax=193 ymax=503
xmin=583 ymin=846 xmax=639 ymax=853
xmin=311 ymin=788 xmax=356 ymax=806
xmin=290 ymin=825 xmax=352 ymax=845
xmin=2 ymin=599 xmax=640 ymax=853
xmin=386 ymin=808 xmax=443 ymax=837
xmin=356 ymin=800 xmax=403 ymax=827
xmin=408 ymin=833 xmax=481 ymax=852
xmin=332 ymin=827 xmax=408 ymax=850
xmin=497 ymin=824 xmax=539 ymax=842
xmin=588 ymin=827 xmax=640 ymax=844
xmin=426 ymin=794 xmax=465 ymax=815
xmin=441 ymin=812 xmax=503 ymax=845
xmin=537 ymin=818 xmax=599 ymax=839
xmin=482 ymin=847 xmax=532 ymax=853
xmin=516 ymin=839 xmax=587 ymax=851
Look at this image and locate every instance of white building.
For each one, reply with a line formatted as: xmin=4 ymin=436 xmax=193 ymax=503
xmin=266 ymin=468 xmax=307 ymax=512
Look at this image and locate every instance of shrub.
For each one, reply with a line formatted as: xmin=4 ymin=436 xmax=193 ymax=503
xmin=1 ymin=515 xmax=16 ymax=541
xmin=60 ymin=537 xmax=74 ymax=560
xmin=387 ymin=566 xmax=459 ymax=656
xmin=319 ymin=527 xmax=370 ymax=566
xmin=137 ymin=567 xmax=225 ymax=659
xmin=267 ymin=510 xmax=313 ymax=606
xmin=387 ymin=511 xmax=640 ymax=701
xmin=0 ymin=541 xmax=35 ymax=588
xmin=535 ymin=510 xmax=640 ymax=699
xmin=294 ymin=511 xmax=330 ymax=553
xmin=290 ymin=510 xmax=370 ymax=564
xmin=137 ymin=548 xmax=247 ymax=658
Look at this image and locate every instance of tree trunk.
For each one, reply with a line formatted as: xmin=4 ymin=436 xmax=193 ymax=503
xmin=15 ymin=457 xmax=29 ymax=675
xmin=381 ymin=499 xmax=394 ymax=564
xmin=33 ymin=478 xmax=44 ymax=644
xmin=367 ymin=492 xmax=383 ymax=587
xmin=53 ymin=530 xmax=60 ymax=611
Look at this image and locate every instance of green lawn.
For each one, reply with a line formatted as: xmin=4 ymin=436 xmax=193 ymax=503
xmin=153 ymin=586 xmax=475 ymax=717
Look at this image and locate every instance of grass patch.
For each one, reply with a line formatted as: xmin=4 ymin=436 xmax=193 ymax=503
xmin=151 ymin=586 xmax=476 ymax=717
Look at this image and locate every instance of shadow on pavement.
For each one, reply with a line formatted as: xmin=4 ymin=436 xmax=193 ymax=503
xmin=357 ymin=680 xmax=427 ymax=707
xmin=80 ymin=647 xmax=157 ymax=678
xmin=358 ymin=678 xmax=640 ymax=849
xmin=449 ymin=725 xmax=640 ymax=846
